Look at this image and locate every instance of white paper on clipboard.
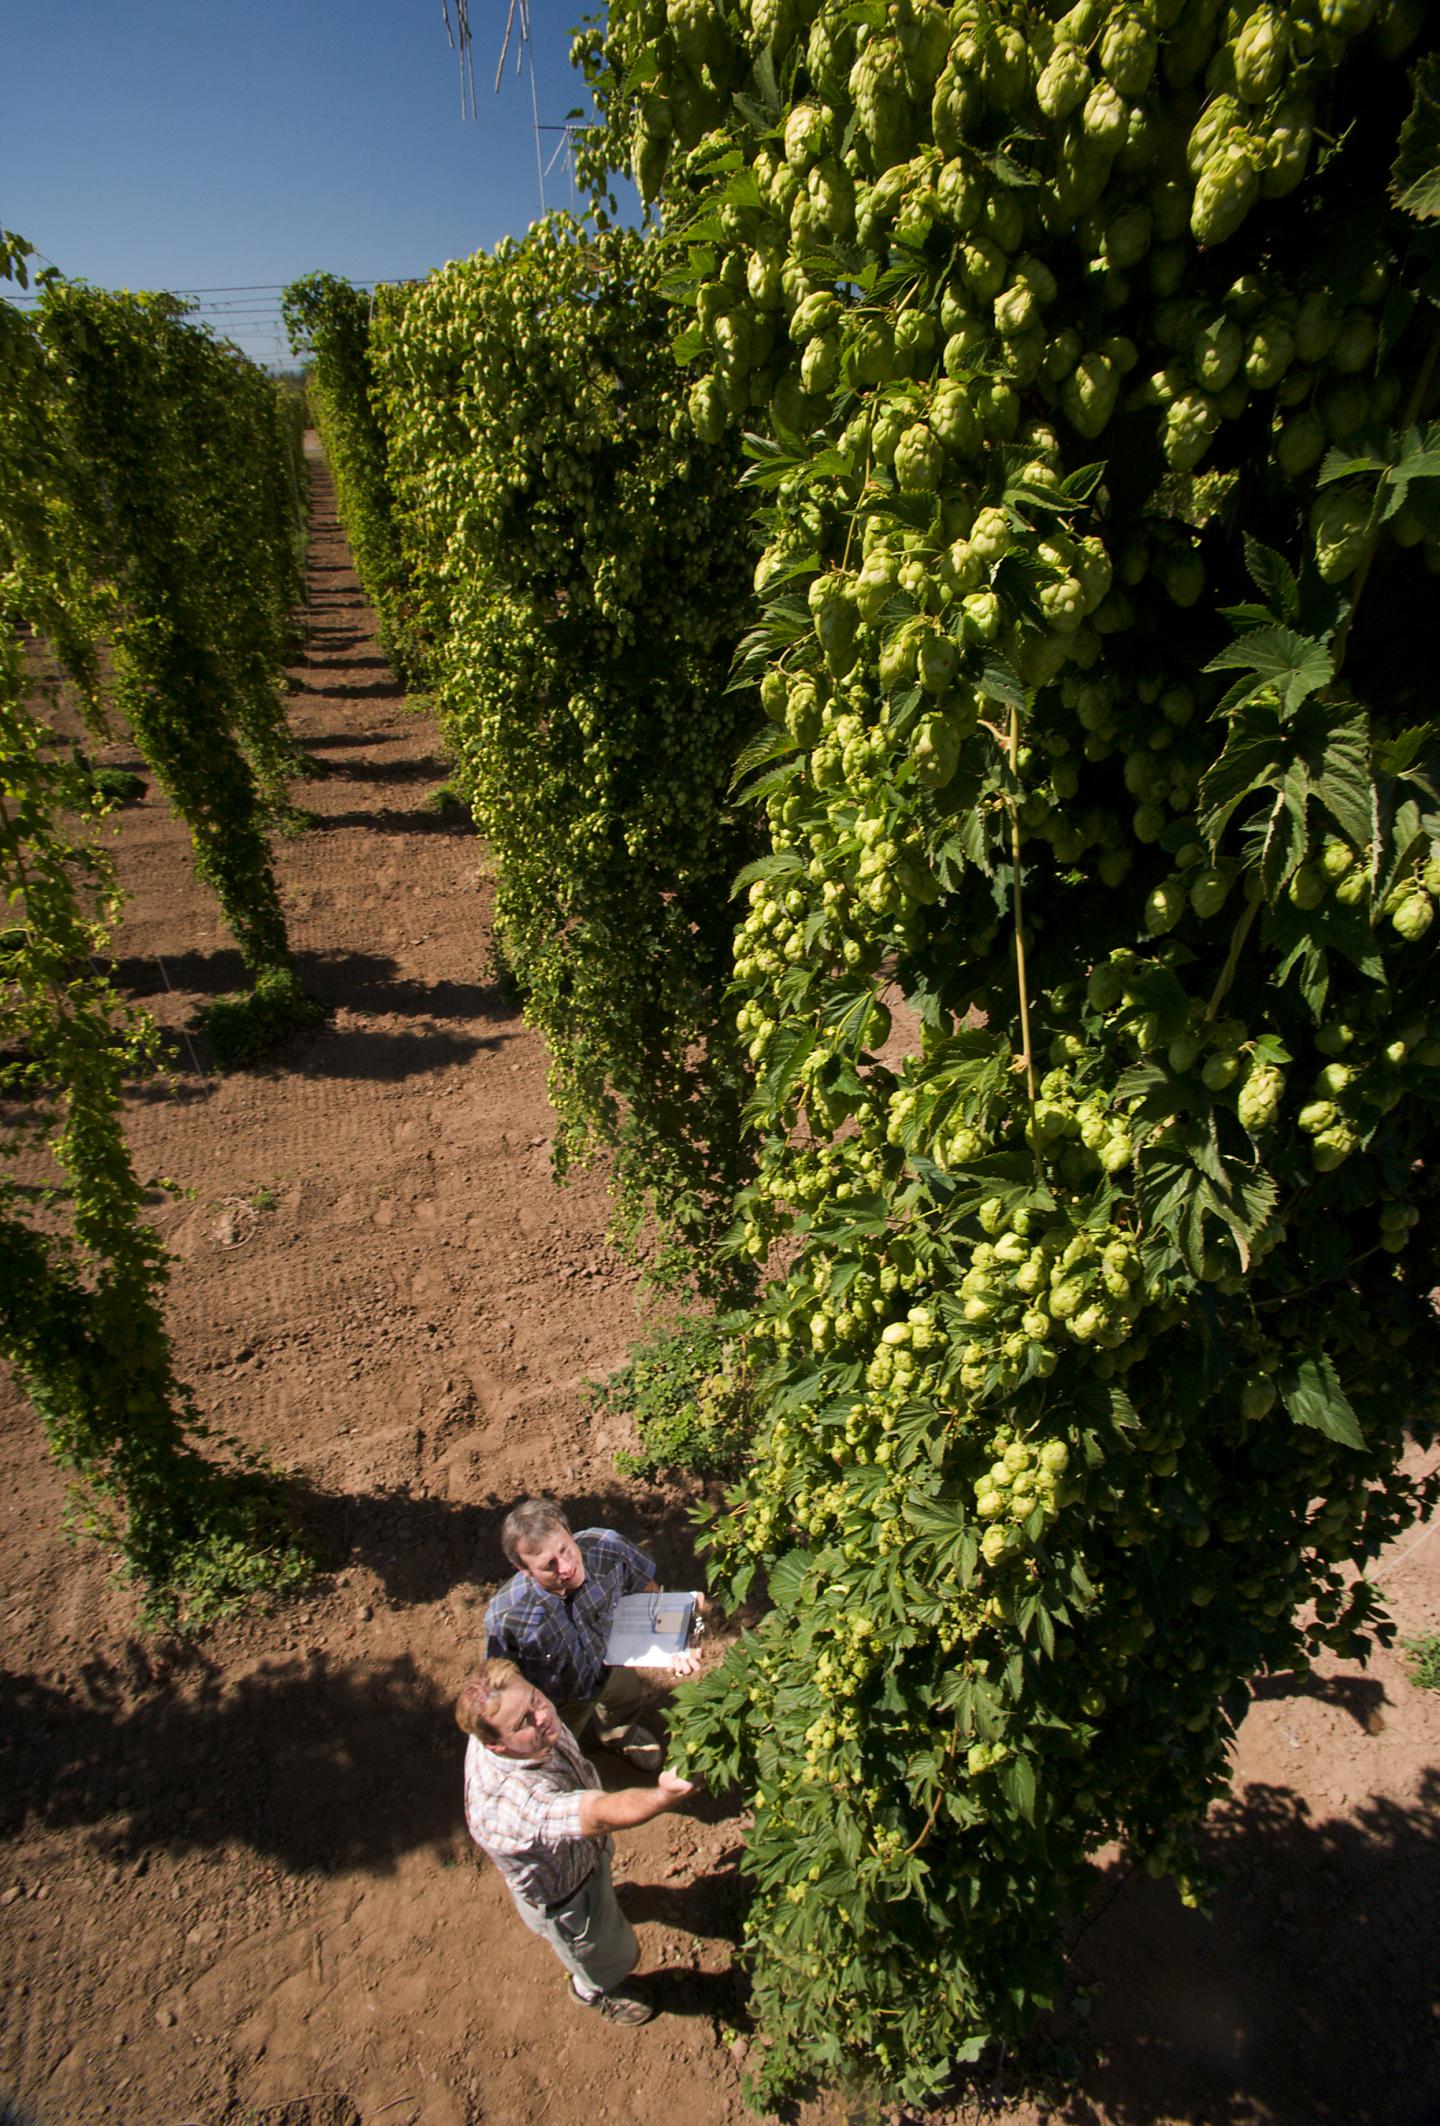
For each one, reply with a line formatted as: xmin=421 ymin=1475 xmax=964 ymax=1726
xmin=604 ymin=1590 xmax=699 ymax=1668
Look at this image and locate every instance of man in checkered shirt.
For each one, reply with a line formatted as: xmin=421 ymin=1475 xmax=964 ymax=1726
xmin=484 ymin=1499 xmax=699 ymax=1771
xmin=458 ymin=1656 xmax=695 ymax=2024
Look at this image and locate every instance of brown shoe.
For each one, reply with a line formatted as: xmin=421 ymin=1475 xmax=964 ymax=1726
xmin=571 ymin=1978 xmax=655 ymax=2025
xmin=599 ymin=1722 xmax=663 ymax=1774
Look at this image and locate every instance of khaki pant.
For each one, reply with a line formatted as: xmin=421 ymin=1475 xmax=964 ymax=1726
xmin=558 ymin=1662 xmax=648 ymax=1746
xmin=513 ymin=1847 xmax=637 ymax=2000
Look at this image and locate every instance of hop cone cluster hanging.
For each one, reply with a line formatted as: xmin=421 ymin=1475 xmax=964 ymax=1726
xmin=577 ymin=0 xmax=1440 ymax=2106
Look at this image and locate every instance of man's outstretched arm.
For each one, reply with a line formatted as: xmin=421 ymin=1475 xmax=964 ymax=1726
xmin=578 ymin=1768 xmax=694 ymax=1835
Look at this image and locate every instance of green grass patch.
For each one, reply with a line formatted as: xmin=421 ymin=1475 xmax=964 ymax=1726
xmin=91 ymin=766 xmax=148 ymax=806
xmin=421 ymin=780 xmax=470 ymax=820
xmin=1402 ymin=1632 xmax=1440 ymax=1691
xmin=200 ymin=967 xmax=324 ymax=1070
xmin=272 ymin=803 xmax=319 ymax=838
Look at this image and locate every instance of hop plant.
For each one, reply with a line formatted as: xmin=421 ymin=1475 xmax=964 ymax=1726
xmin=571 ymin=0 xmax=1440 ymax=2104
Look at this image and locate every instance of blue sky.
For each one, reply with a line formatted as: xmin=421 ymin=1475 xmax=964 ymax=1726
xmin=2 ymin=0 xmax=630 ymax=367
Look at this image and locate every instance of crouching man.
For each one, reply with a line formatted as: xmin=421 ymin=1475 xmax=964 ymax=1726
xmin=457 ymin=1656 xmax=694 ymax=2026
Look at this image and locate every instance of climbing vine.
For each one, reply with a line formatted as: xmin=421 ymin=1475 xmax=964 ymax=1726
xmin=37 ymin=283 xmax=314 ymax=1043
xmin=1 ymin=237 xmax=312 ymax=1626
xmin=579 ymin=3 xmax=1440 ymax=2105
xmin=370 ymin=217 xmax=760 ymax=1265
xmin=281 ymin=271 xmax=427 ymax=683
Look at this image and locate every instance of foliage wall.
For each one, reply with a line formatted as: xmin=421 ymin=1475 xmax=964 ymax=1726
xmin=1 ymin=237 xmax=311 ymax=1623
xmin=369 ymin=218 xmax=762 ymax=1262
xmin=38 ymin=282 xmax=308 ymax=990
xmin=576 ymin=2 xmax=1440 ymax=2104
xmin=282 ymin=272 xmax=427 ymax=683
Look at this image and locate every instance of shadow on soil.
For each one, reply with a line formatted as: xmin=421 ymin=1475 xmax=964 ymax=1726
xmin=303 ymin=628 xmax=368 ymax=654
xmin=280 ymin=1024 xmax=506 ymax=1080
xmin=623 ymin=1867 xmax=746 ymax=1950
xmin=304 ymin=754 xmax=445 ymax=786
xmin=307 ymin=805 xmax=471 ymax=838
xmin=113 ymin=945 xmax=508 ymax=1017
xmin=0 ymin=1482 xmax=733 ymax=1888
xmin=0 ymin=1646 xmax=458 ymax=1878
xmin=133 ymin=1023 xmax=505 ymax=1092
xmin=109 ymin=948 xmax=514 ymax=1083
xmin=276 ymin=724 xmax=400 ymax=747
xmin=641 ymin=1964 xmax=750 ymax=2026
xmin=298 ymin=653 xmax=394 ymax=675
xmin=1250 ymin=1663 xmax=1390 ymax=1733
xmin=289 ymin=954 xmax=509 ymax=1028
xmin=293 ymin=1476 xmax=713 ymax=1614
xmin=299 ymin=675 xmax=408 ymax=705
xmin=1030 ymin=1770 xmax=1440 ymax=2126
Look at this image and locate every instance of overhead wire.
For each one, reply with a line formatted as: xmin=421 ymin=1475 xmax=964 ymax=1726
xmin=448 ymin=0 xmax=579 ymax=212
xmin=3 ymin=277 xmax=411 ymax=309
xmin=6 ymin=4 xmax=574 ymax=336
xmin=0 ymin=274 xmax=421 ymax=365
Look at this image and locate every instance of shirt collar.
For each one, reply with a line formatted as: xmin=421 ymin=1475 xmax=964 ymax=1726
xmin=481 ymin=1738 xmax=555 ymax=1771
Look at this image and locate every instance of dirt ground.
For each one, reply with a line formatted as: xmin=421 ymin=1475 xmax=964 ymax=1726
xmin=2 ymin=445 xmax=1438 ymax=2126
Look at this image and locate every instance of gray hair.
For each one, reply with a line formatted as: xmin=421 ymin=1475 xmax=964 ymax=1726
xmin=500 ymin=1496 xmax=570 ymax=1567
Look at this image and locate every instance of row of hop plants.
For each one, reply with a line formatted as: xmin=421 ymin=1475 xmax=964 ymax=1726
xmin=281 ymin=272 xmax=429 ymax=686
xmin=36 ymin=275 xmax=317 ymax=1033
xmin=1 ymin=233 xmax=315 ymax=1624
xmin=288 ymin=225 xmax=763 ymax=1267
xmin=281 ymin=13 xmax=1440 ymax=2101
xmin=568 ymin=0 xmax=1440 ymax=2107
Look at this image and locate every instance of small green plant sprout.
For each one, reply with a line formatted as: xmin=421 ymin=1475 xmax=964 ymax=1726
xmin=421 ymin=779 xmax=469 ymax=819
xmin=150 ymin=1175 xmax=195 ymax=1202
xmin=272 ymin=803 xmax=317 ymax=839
xmin=200 ymin=965 xmax=323 ymax=1070
xmin=1402 ymin=1633 xmax=1440 ymax=1691
xmin=89 ymin=766 xmax=147 ymax=807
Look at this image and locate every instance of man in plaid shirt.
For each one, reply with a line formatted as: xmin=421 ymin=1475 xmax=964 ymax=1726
xmin=458 ymin=1656 xmax=695 ymax=2024
xmin=484 ymin=1499 xmax=698 ymax=1771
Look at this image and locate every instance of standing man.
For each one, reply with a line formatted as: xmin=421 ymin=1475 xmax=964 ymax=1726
xmin=457 ymin=1657 xmax=694 ymax=2025
xmin=485 ymin=1497 xmax=696 ymax=1771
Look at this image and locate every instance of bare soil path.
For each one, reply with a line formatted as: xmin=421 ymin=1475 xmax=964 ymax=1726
xmin=1 ymin=444 xmax=1437 ymax=2126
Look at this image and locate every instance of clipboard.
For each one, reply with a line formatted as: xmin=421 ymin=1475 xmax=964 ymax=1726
xmin=603 ymin=1590 xmax=700 ymax=1668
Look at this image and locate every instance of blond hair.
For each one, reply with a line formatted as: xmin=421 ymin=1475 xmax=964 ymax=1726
xmin=455 ymin=1656 xmax=522 ymax=1745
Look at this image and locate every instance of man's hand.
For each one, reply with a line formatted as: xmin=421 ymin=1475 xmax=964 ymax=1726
xmin=580 ymin=1765 xmax=694 ymax=1834
xmin=669 ymin=1648 xmax=702 ymax=1677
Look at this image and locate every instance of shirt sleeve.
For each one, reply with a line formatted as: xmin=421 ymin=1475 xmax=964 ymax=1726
xmin=483 ymin=1589 xmax=514 ymax=1663
xmin=578 ymin=1527 xmax=656 ymax=1591
xmin=612 ymin=1530 xmax=656 ymax=1590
